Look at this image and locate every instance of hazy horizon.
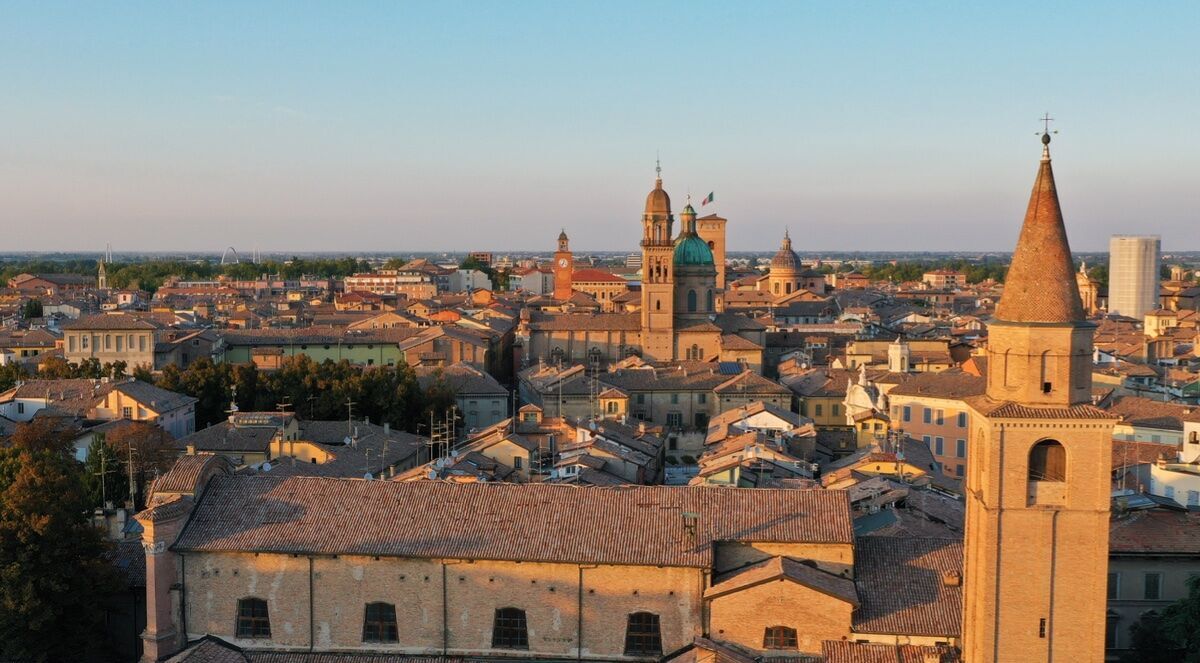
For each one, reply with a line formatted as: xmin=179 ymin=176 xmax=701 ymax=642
xmin=4 ymin=2 xmax=1197 ymax=253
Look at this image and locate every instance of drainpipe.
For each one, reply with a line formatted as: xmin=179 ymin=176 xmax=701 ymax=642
xmin=308 ymin=556 xmax=315 ymax=652
xmin=179 ymin=554 xmax=188 ymax=649
xmin=577 ymin=564 xmax=597 ymax=662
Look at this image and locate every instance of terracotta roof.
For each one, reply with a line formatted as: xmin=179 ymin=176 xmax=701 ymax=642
xmin=104 ymin=539 xmax=147 ymax=588
xmin=527 ymin=312 xmax=641 ymax=331
xmin=852 ymin=536 xmax=962 ymax=637
xmin=887 ymin=370 xmax=985 ymax=399
xmin=571 ymin=268 xmax=625 ymax=283
xmin=173 ymin=478 xmax=853 ymax=567
xmin=706 ymin=555 xmax=858 ymax=605
xmin=153 ymin=453 xmax=233 ymax=494
xmin=61 ymin=312 xmax=162 ymax=330
xmin=993 ymin=144 xmax=1086 ymax=323
xmin=1110 ymin=508 xmax=1200 ymax=555
xmin=822 ymin=641 xmax=961 ymax=663
xmin=1111 ymin=439 xmax=1177 ymax=471
xmin=1106 ymin=395 xmax=1200 ymax=430
xmin=968 ymin=397 xmax=1115 ymax=420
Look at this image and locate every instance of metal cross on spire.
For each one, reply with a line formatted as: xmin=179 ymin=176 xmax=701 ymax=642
xmin=1040 ymin=112 xmax=1054 ymax=134
xmin=655 ymin=151 xmax=661 ymax=178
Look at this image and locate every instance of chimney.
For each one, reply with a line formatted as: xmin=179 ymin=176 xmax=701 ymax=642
xmin=941 ymin=570 xmax=962 ymax=587
xmin=383 ymin=422 xmax=390 ymax=436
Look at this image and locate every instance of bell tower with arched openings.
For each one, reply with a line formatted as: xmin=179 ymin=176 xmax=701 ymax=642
xmin=963 ymin=128 xmax=1116 ymax=662
xmin=640 ymin=162 xmax=676 ymax=361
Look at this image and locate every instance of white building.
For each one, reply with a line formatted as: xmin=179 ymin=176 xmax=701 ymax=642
xmin=1108 ymin=235 xmax=1160 ymax=319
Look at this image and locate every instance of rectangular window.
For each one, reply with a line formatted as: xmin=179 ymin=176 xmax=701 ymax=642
xmin=236 ymin=598 xmax=271 ymax=639
xmin=1144 ymin=573 xmax=1162 ymax=600
xmin=81 ymin=335 xmax=89 ymax=349
xmin=956 ymin=464 xmax=964 ymax=477
xmin=104 ymin=334 xmax=111 ymax=350
xmin=116 ymin=335 xmax=123 ymax=352
xmin=491 ymin=608 xmax=528 ymax=649
xmin=922 ymin=435 xmax=931 ymax=445
xmin=68 ymin=336 xmax=76 ymax=352
xmin=139 ymin=335 xmax=147 ymax=352
xmin=362 ymin=602 xmax=398 ymax=643
xmin=666 ymin=412 xmax=682 ymax=427
xmin=122 ymin=407 xmax=132 ymax=419
xmin=624 ymin=612 xmax=663 ymax=656
xmin=923 ymin=408 xmax=932 ymax=424
xmin=815 ymin=404 xmax=823 ymax=417
xmin=935 ymin=437 xmax=944 ymax=455
xmin=513 ymin=456 xmax=523 ymax=469
xmin=670 ymin=393 xmax=679 ymax=404
xmin=832 ymin=404 xmax=841 ymax=416
xmin=956 ymin=439 xmax=966 ymax=458
xmin=698 ymin=393 xmax=706 ymax=404
xmin=903 ymin=406 xmax=911 ymax=422
xmin=936 ymin=409 xmax=944 ymax=425
xmin=957 ymin=412 xmax=967 ymax=427
xmin=636 ymin=394 xmax=645 ymax=405
xmin=1107 ymin=572 xmax=1120 ymax=600
xmin=1190 ymin=491 xmax=1200 ymax=507
xmin=17 ymin=403 xmax=24 ymax=415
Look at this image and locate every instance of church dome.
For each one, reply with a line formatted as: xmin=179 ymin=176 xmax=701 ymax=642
xmin=771 ymin=231 xmax=801 ymax=272
xmin=674 ymin=233 xmax=714 ymax=267
xmin=645 ymin=179 xmax=671 ymax=216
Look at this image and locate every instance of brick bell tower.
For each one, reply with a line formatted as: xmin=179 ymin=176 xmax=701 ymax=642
xmin=962 ymin=128 xmax=1115 ymax=663
xmin=553 ymin=229 xmax=573 ymax=300
xmin=640 ymin=161 xmax=676 ymax=361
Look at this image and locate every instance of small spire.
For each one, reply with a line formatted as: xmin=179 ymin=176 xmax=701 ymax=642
xmin=655 ymin=152 xmax=661 ymax=179
xmin=1039 ymin=113 xmax=1056 ymax=162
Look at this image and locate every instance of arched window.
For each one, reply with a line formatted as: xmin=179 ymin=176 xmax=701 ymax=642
xmin=362 ymin=602 xmax=398 ymax=643
xmin=773 ymin=283 xmax=780 ymax=294
xmin=236 ymin=598 xmax=271 ymax=639
xmin=706 ymin=289 xmax=714 ymax=311
xmin=1029 ymin=440 xmax=1066 ymax=482
xmin=624 ymin=612 xmax=662 ymax=656
xmin=492 ymin=607 xmax=528 ymax=649
xmin=655 ymin=299 xmax=661 ymax=311
xmin=763 ymin=625 xmax=798 ymax=649
xmin=606 ymin=401 xmax=618 ymax=414
xmin=687 ymin=290 xmax=698 ymax=312
xmin=707 ymin=240 xmax=715 ymax=250
xmin=786 ymin=283 xmax=793 ymax=294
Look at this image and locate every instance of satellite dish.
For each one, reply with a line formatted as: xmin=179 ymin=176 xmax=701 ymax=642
xmin=363 ymin=472 xmax=374 ymax=480
xmin=343 ymin=436 xmax=352 ymax=446
xmin=262 ymin=462 xmax=272 ymax=472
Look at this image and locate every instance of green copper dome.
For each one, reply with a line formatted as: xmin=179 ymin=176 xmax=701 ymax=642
xmin=673 ymin=233 xmax=714 ymax=267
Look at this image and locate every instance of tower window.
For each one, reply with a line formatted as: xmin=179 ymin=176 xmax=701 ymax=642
xmin=624 ymin=612 xmax=662 ymax=656
xmin=1029 ymin=440 xmax=1066 ymax=482
xmin=763 ymin=625 xmax=798 ymax=649
xmin=706 ymin=289 xmax=714 ymax=311
xmin=687 ymin=289 xmax=697 ymax=312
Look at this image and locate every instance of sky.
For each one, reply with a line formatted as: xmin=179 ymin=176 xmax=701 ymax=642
xmin=2 ymin=1 xmax=1197 ymax=253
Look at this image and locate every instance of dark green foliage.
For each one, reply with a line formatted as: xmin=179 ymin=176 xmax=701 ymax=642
xmin=82 ymin=436 xmax=129 ymax=510
xmin=155 ymin=355 xmax=459 ymax=433
xmin=1121 ymin=575 xmax=1200 ymax=662
xmin=0 ymin=419 xmax=121 ymax=662
xmin=20 ymin=298 xmax=43 ymax=319
xmin=858 ymin=259 xmax=1008 ymax=284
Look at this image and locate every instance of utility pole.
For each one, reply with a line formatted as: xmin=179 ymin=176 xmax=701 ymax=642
xmin=346 ymin=398 xmax=356 ymax=438
xmin=94 ymin=442 xmax=117 ymax=509
xmin=127 ymin=443 xmax=137 ymax=508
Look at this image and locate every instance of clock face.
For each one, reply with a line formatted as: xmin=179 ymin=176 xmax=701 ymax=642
xmin=558 ymin=258 xmax=568 ymax=268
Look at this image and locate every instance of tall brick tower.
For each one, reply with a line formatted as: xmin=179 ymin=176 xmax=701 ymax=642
xmin=963 ymin=130 xmax=1115 ymax=662
xmin=640 ymin=163 xmax=676 ymax=361
xmin=553 ymin=229 xmax=573 ymax=300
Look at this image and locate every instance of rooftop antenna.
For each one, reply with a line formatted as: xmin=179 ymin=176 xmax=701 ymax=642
xmin=93 ymin=439 xmax=117 ymax=509
xmin=345 ymin=397 xmax=356 ymax=437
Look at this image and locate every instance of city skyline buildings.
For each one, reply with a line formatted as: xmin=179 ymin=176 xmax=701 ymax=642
xmin=3 ymin=3 xmax=1197 ymax=253
xmin=1107 ymin=235 xmax=1162 ymax=320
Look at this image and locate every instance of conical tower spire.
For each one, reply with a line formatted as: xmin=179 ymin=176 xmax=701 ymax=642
xmin=993 ymin=130 xmax=1085 ymax=323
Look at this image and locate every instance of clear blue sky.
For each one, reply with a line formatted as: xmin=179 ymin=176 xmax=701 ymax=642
xmin=2 ymin=1 xmax=1197 ymax=253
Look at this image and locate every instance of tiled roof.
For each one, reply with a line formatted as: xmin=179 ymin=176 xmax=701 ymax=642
xmin=969 ymin=397 xmax=1115 ymax=420
xmin=104 ymin=539 xmax=147 ymax=588
xmin=176 ymin=420 xmax=277 ymax=453
xmin=527 ymin=312 xmax=641 ymax=331
xmin=706 ymin=555 xmax=858 ymax=605
xmin=1111 ymin=439 xmax=1177 ymax=471
xmin=887 ymin=370 xmax=985 ymax=399
xmin=61 ymin=312 xmax=162 ymax=330
xmin=992 ymin=149 xmax=1086 ymax=323
xmin=173 ymin=478 xmax=853 ymax=567
xmin=852 ymin=536 xmax=962 ymax=637
xmin=113 ymin=379 xmax=198 ymax=412
xmin=1105 ymin=395 xmax=1200 ymax=430
xmin=822 ymin=641 xmax=961 ymax=663
xmin=153 ymin=454 xmax=233 ymax=494
xmin=414 ymin=363 xmax=507 ymax=396
xmin=571 ymin=268 xmax=626 ymax=283
xmin=1110 ymin=509 xmax=1200 ymax=555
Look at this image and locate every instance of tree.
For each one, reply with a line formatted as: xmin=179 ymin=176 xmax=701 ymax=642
xmin=21 ymin=298 xmax=43 ymax=319
xmin=1121 ymin=575 xmax=1200 ymax=662
xmin=81 ymin=435 xmax=129 ymax=510
xmin=0 ymin=421 xmax=121 ymax=661
xmin=104 ymin=422 xmax=175 ymax=510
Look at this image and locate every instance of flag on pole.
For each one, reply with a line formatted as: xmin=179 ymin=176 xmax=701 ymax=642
xmin=701 ymin=192 xmax=714 ymax=206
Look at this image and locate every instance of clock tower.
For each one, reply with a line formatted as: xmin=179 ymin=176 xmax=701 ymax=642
xmin=553 ymin=230 xmax=573 ymax=300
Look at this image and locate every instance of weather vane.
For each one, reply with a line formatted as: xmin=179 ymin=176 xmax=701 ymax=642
xmin=656 ymin=151 xmax=661 ymax=178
